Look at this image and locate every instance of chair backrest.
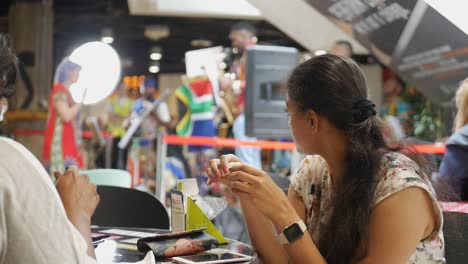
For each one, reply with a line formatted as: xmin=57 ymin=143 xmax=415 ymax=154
xmin=80 ymin=169 xmax=131 ymax=188
xmin=443 ymin=211 xmax=468 ymax=263
xmin=92 ymin=186 xmax=170 ymax=229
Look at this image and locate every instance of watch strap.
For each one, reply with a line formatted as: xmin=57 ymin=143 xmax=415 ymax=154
xmin=277 ymin=220 xmax=307 ymax=245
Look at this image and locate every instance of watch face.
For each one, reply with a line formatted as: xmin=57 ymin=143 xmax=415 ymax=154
xmin=284 ymin=223 xmax=304 ymax=243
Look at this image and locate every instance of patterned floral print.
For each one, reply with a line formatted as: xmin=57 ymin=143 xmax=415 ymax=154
xmin=290 ymin=152 xmax=445 ymax=263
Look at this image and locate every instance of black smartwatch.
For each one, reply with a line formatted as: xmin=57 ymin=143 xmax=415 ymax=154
xmin=277 ymin=220 xmax=307 ymax=245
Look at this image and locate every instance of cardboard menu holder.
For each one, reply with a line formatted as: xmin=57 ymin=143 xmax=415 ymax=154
xmin=170 ymin=179 xmax=227 ymax=244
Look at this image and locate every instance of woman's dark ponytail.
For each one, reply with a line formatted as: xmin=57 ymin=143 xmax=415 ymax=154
xmin=287 ymin=55 xmax=389 ymax=263
xmin=320 ymin=113 xmax=387 ymax=263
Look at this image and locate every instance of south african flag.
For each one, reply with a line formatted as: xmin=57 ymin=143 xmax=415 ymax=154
xmin=175 ymin=78 xmax=216 ymax=151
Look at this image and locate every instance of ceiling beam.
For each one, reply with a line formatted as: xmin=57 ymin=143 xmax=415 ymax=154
xmin=128 ymin=0 xmax=262 ymax=20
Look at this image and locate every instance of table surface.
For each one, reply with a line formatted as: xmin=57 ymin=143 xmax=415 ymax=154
xmin=92 ymin=227 xmax=256 ymax=263
xmin=92 ymin=203 xmax=468 ymax=263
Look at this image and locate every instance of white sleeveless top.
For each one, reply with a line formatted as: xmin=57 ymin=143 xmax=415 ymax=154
xmin=290 ymin=152 xmax=445 ymax=263
xmin=0 ymin=137 xmax=96 ymax=264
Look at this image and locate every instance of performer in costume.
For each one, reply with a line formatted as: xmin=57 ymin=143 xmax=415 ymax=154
xmin=220 ymin=22 xmax=261 ymax=169
xmin=43 ymin=57 xmax=84 ymax=177
xmin=108 ymin=82 xmax=134 ymax=169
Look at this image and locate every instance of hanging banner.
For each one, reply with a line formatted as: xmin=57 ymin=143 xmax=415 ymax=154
xmin=305 ymin=0 xmax=468 ymax=105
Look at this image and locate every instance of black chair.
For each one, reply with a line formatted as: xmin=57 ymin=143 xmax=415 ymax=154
xmin=443 ymin=211 xmax=468 ymax=263
xmin=92 ymin=186 xmax=170 ymax=229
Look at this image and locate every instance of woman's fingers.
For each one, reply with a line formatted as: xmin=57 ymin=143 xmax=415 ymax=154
xmin=220 ymin=154 xmax=241 ymax=174
xmin=54 ymin=171 xmax=63 ymax=181
xmin=225 ymin=171 xmax=259 ymax=185
xmin=228 ymin=162 xmax=264 ymax=176
xmin=208 ymin=155 xmax=255 ymax=186
xmin=206 ymin=168 xmax=217 ymax=185
xmin=231 ymin=189 xmax=250 ymax=199
xmin=206 ymin=168 xmax=215 ymax=179
xmin=80 ymin=174 xmax=90 ymax=184
xmin=220 ymin=155 xmax=230 ymax=174
xmin=208 ymin=154 xmax=241 ymax=179
xmin=208 ymin=159 xmax=221 ymax=178
xmin=225 ymin=180 xmax=253 ymax=194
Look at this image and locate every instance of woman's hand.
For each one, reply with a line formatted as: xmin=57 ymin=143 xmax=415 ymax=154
xmin=55 ymin=167 xmax=100 ymax=258
xmin=55 ymin=168 xmax=100 ymax=224
xmin=207 ymin=154 xmax=298 ymax=227
xmin=207 ymin=154 xmax=242 ymax=182
xmin=224 ymin=163 xmax=296 ymax=225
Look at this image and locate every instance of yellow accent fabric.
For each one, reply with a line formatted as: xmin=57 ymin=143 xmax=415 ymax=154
xmin=186 ymin=197 xmax=227 ymax=244
xmin=108 ymin=97 xmax=133 ymax=137
xmin=175 ymin=89 xmax=192 ymax=135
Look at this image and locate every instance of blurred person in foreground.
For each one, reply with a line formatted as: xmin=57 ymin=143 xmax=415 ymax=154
xmin=43 ymin=57 xmax=85 ymax=177
xmin=439 ymin=78 xmax=468 ymax=200
xmin=208 ymin=55 xmax=444 ymax=263
xmin=0 ymin=35 xmax=99 ymax=263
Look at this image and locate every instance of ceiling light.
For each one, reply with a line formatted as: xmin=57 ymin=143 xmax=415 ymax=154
xmin=314 ymin=50 xmax=327 ymax=56
xmin=190 ymin=39 xmax=213 ymax=48
xmin=144 ymin=25 xmax=170 ymax=41
xmin=149 ymin=61 xmax=160 ymax=73
xmin=150 ymin=46 xmax=162 ymax=60
xmin=101 ymin=28 xmax=114 ymax=44
xmin=101 ymin=37 xmax=114 ymax=44
xmin=150 ymin=53 xmax=162 ymax=60
xmin=149 ymin=65 xmax=160 ymax=73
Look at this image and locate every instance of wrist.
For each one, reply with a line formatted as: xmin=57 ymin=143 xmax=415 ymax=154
xmin=273 ymin=203 xmax=300 ymax=233
xmin=66 ymin=209 xmax=92 ymax=226
xmin=276 ymin=219 xmax=307 ymax=245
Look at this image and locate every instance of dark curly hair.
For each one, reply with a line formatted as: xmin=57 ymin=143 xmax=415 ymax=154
xmin=0 ymin=34 xmax=18 ymax=99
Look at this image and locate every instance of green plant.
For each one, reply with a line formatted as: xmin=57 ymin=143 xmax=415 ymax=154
xmin=402 ymin=86 xmax=445 ymax=141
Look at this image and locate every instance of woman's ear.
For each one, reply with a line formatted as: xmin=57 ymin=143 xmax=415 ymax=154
xmin=306 ymin=109 xmax=319 ymax=132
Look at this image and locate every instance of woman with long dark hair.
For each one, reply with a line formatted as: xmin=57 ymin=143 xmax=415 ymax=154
xmin=208 ymin=55 xmax=444 ymax=263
